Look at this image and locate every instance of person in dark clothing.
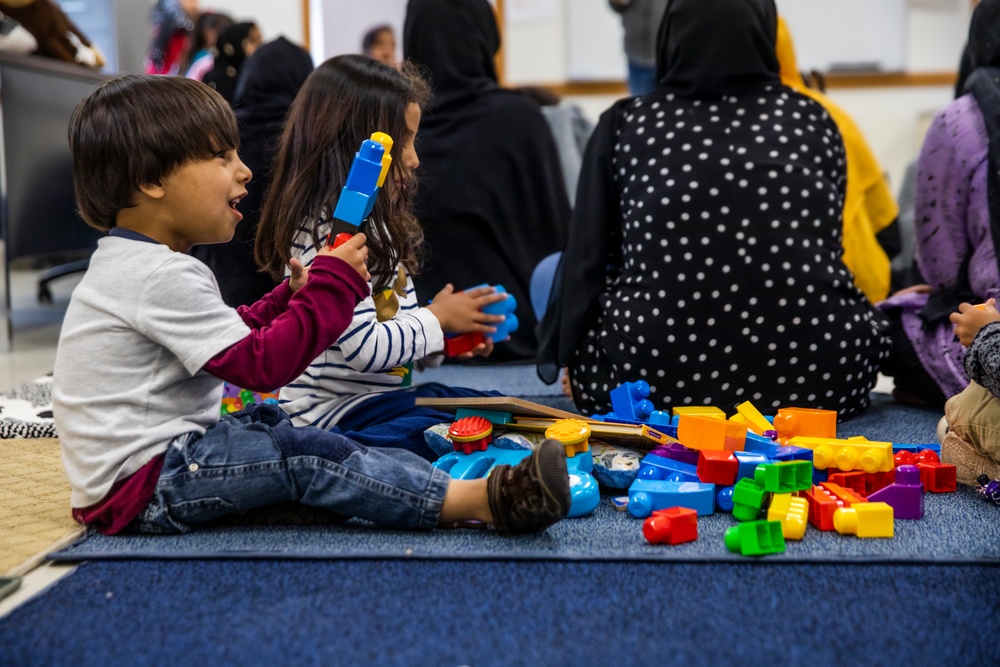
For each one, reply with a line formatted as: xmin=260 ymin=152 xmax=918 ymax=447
xmin=403 ymin=0 xmax=571 ymax=363
xmin=202 ymin=22 xmax=262 ymax=105
xmin=536 ymin=0 xmax=889 ymax=419
xmin=192 ymin=36 xmax=313 ymax=307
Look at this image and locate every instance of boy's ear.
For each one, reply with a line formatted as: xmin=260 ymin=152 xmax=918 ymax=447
xmin=137 ymin=181 xmax=166 ymax=200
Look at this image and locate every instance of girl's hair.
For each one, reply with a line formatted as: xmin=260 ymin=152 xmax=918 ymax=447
xmin=256 ymin=54 xmax=430 ymax=283
xmin=69 ymin=74 xmax=239 ymax=232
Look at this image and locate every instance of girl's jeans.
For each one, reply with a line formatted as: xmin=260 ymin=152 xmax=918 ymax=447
xmin=132 ymin=403 xmax=450 ymax=534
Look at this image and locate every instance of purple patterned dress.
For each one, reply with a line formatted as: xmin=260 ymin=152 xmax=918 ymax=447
xmin=879 ymin=94 xmax=1000 ymax=398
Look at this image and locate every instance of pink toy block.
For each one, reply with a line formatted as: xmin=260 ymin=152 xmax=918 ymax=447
xmin=868 ymin=465 xmax=924 ymax=519
xmin=696 ymin=450 xmax=738 ymax=486
xmin=642 ymin=507 xmax=698 ymax=545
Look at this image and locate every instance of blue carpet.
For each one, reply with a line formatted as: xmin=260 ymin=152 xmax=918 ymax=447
xmin=2 ymin=559 xmax=998 ymax=667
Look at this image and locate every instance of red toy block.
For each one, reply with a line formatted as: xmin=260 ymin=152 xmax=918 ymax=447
xmin=916 ymin=449 xmax=941 ymax=464
xmin=448 ymin=415 xmax=493 ymax=454
xmin=696 ymin=450 xmax=738 ymax=486
xmin=917 ymin=462 xmax=957 ymax=493
xmin=894 ymin=451 xmax=917 ymax=467
xmin=826 ymin=471 xmax=867 ymax=497
xmin=820 ymin=481 xmax=867 ymax=507
xmin=443 ymin=332 xmax=486 ymax=357
xmin=863 ymin=470 xmax=895 ymax=496
xmin=803 ymin=485 xmax=840 ymax=531
xmin=642 ymin=507 xmax=698 ymax=545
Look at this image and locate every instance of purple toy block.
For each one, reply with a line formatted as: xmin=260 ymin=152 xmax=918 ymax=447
xmin=867 ymin=464 xmax=924 ymax=519
xmin=648 ymin=442 xmax=700 ymax=466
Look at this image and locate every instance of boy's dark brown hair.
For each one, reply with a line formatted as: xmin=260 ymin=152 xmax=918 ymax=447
xmin=69 ymin=74 xmax=240 ymax=232
xmin=255 ymin=54 xmax=431 ymax=285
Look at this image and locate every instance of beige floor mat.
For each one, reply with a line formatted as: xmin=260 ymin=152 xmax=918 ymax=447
xmin=0 ymin=438 xmax=84 ymax=576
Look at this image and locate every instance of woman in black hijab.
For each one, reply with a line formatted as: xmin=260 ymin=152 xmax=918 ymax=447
xmin=192 ymin=36 xmax=314 ymax=306
xmin=403 ymin=0 xmax=571 ymax=363
xmin=203 ymin=22 xmax=261 ymax=105
xmin=537 ymin=0 xmax=889 ymax=419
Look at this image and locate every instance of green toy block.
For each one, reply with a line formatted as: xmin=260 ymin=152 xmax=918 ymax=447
xmin=455 ymin=408 xmax=514 ymax=425
xmin=731 ymin=478 xmax=765 ymax=522
xmin=724 ymin=520 xmax=786 ymax=556
xmin=753 ymin=461 xmax=812 ymax=493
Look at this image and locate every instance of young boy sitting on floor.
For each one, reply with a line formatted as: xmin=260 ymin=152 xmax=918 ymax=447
xmin=52 ymin=74 xmax=570 ymax=536
xmin=942 ymin=299 xmax=1000 ymax=484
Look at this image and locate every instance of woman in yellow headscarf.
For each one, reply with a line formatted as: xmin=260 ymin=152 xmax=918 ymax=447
xmin=776 ymin=16 xmax=899 ymax=303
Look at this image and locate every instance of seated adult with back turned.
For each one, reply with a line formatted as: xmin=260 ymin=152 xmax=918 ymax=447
xmin=403 ymin=0 xmax=571 ymax=363
xmin=537 ymin=0 xmax=890 ymax=420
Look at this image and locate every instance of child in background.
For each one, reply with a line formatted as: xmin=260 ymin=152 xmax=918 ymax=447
xmin=183 ymin=10 xmax=233 ymax=81
xmin=53 ymin=74 xmax=569 ymax=537
xmin=941 ymin=300 xmax=1000 ymax=485
xmin=202 ymin=22 xmax=262 ymax=104
xmin=361 ymin=23 xmax=397 ymax=67
xmin=256 ymin=55 xmax=507 ymax=460
xmin=145 ymin=0 xmax=197 ymax=74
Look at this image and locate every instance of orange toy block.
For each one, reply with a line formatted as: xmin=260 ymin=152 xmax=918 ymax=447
xmin=677 ymin=414 xmax=746 ymax=452
xmin=772 ymin=407 xmax=837 ymax=443
xmin=696 ymin=450 xmax=738 ymax=486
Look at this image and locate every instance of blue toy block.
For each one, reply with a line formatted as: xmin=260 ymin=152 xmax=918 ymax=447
xmin=610 ymin=380 xmax=654 ymax=423
xmin=743 ymin=431 xmax=779 ymax=452
xmin=637 ymin=454 xmax=699 ymax=483
xmin=812 ymin=467 xmax=828 ymax=484
xmin=465 ymin=283 xmax=519 ymax=343
xmin=772 ymin=444 xmax=813 ymax=464
xmin=649 ymin=410 xmax=673 ymax=428
xmin=332 ymin=139 xmax=384 ymax=228
xmin=893 ymin=443 xmax=942 ymax=457
xmin=627 ymin=478 xmax=716 ymax=518
xmin=716 ymin=485 xmax=735 ymax=513
xmin=733 ymin=450 xmax=769 ymax=482
xmin=433 ymin=445 xmax=598 ymax=517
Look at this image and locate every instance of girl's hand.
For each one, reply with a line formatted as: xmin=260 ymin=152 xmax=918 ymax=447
xmin=288 ymin=257 xmax=309 ymax=293
xmin=454 ymin=337 xmax=495 ymax=359
xmin=318 ymin=232 xmax=369 ymax=282
xmin=950 ymin=299 xmax=1000 ymax=347
xmin=426 ymin=284 xmax=507 ymax=334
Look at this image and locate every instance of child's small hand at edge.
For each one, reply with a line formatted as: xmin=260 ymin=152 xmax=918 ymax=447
xmin=453 ymin=337 xmax=496 ymax=360
xmin=318 ymin=232 xmax=370 ymax=282
xmin=427 ymin=284 xmax=507 ymax=334
xmin=950 ymin=299 xmax=1000 ymax=347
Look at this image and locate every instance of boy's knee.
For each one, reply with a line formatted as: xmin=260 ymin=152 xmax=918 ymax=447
xmin=944 ymin=382 xmax=1000 ymax=459
xmin=275 ymin=425 xmax=367 ymax=463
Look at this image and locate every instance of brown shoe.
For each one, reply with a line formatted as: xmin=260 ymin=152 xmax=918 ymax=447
xmin=487 ymin=439 xmax=571 ymax=536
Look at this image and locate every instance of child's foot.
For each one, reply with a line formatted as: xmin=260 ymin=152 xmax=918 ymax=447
xmin=487 ymin=439 xmax=571 ymax=536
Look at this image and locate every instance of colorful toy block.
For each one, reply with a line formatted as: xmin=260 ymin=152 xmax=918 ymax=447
xmin=735 ymin=401 xmax=777 ymax=437
xmin=892 ymin=442 xmax=941 ymax=457
xmin=443 ymin=331 xmax=485 ymax=357
xmin=976 ymin=475 xmax=1000 ymax=505
xmin=677 ymin=414 xmax=746 ymax=452
xmin=733 ymin=450 xmax=768 ymax=482
xmin=672 ymin=406 xmax=726 ymax=418
xmin=753 ymin=461 xmax=813 ymax=493
xmin=643 ymin=507 xmax=698 ymax=545
xmin=803 ymin=484 xmax=841 ymax=531
xmin=696 ymin=450 xmax=739 ymax=486
xmin=724 ymin=520 xmax=786 ymax=556
xmin=731 ymin=477 xmax=766 ymax=522
xmin=434 ymin=444 xmax=599 ymax=518
xmin=766 ymin=493 xmax=809 ymax=540
xmin=868 ymin=465 xmax=924 ymax=519
xmin=545 ymin=418 xmax=592 ymax=457
xmin=610 ymin=380 xmax=654 ymax=422
xmin=627 ymin=479 xmax=716 ymax=518
xmin=788 ymin=436 xmax=893 ymax=473
xmin=637 ymin=453 xmax=700 ymax=483
xmin=647 ymin=441 xmax=700 ymax=466
xmin=833 ymin=502 xmax=894 ymax=538
xmin=332 ymin=137 xmax=385 ymax=232
xmin=448 ymin=416 xmax=493 ymax=454
xmin=917 ymin=462 xmax=957 ymax=493
xmin=772 ymin=407 xmax=837 ymax=442
xmin=819 ymin=481 xmax=867 ymax=507
xmin=716 ymin=485 xmax=735 ymax=513
xmin=826 ymin=471 xmax=867 ymax=497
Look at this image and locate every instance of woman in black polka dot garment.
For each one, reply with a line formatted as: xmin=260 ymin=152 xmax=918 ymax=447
xmin=536 ymin=0 xmax=890 ymax=419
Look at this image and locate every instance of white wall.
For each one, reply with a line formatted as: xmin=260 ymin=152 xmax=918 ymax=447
xmin=202 ymin=0 xmax=304 ymax=46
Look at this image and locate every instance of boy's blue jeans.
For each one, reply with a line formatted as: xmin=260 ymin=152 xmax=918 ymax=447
xmin=132 ymin=404 xmax=451 ymax=534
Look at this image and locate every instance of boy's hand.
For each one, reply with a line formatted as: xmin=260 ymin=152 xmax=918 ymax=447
xmin=289 ymin=258 xmax=309 ymax=293
xmin=319 ymin=232 xmax=369 ymax=282
xmin=426 ymin=284 xmax=507 ymax=334
xmin=951 ymin=299 xmax=1000 ymax=347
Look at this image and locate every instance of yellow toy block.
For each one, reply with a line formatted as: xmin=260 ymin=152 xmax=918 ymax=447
xmin=833 ymin=502 xmax=894 ymax=538
xmin=736 ymin=401 xmax=774 ymax=436
xmin=672 ymin=406 xmax=726 ymax=419
xmin=640 ymin=425 xmax=681 ymax=447
xmin=545 ymin=418 xmax=591 ymax=457
xmin=766 ymin=493 xmax=808 ymax=540
xmin=677 ymin=414 xmax=745 ymax=452
xmin=788 ymin=436 xmax=893 ymax=473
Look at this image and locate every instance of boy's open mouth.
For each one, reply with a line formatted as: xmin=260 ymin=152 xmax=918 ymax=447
xmin=229 ymin=193 xmax=246 ymax=211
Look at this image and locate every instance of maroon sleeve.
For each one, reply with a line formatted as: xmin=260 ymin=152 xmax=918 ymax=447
xmin=236 ymin=281 xmax=293 ymax=329
xmin=203 ymin=256 xmax=369 ymax=391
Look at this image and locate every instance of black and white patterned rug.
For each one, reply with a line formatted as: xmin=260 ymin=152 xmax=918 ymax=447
xmin=0 ymin=375 xmax=56 ymax=438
